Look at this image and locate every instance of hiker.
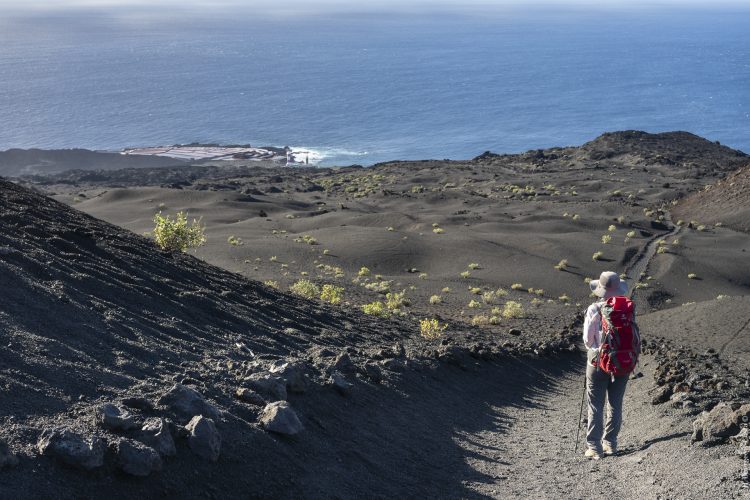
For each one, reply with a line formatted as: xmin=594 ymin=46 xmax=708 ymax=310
xmin=582 ymin=271 xmax=641 ymax=459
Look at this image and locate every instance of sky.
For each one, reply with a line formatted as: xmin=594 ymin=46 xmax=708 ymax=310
xmin=1 ymin=0 xmax=747 ymax=12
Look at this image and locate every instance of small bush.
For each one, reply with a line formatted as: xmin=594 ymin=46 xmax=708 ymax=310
xmin=418 ymin=273 xmax=428 ymax=280
xmin=358 ymin=267 xmax=371 ymax=277
xmin=468 ymin=263 xmax=481 ymax=270
xmin=469 ymin=287 xmax=482 ymax=295
xmin=264 ymin=280 xmax=279 ymax=289
xmin=592 ymin=251 xmax=604 ymax=261
xmin=554 ymin=259 xmax=568 ymax=271
xmin=608 ymin=225 xmax=617 ymax=232
xmin=502 ymin=301 xmax=525 ymax=319
xmin=558 ymin=294 xmax=570 ymax=302
xmin=386 ymin=290 xmax=409 ymax=310
xmin=626 ymin=230 xmax=637 ymax=239
xmin=420 ymin=318 xmax=446 ymax=340
xmin=601 ymin=234 xmax=612 ymax=244
xmin=471 ymin=315 xmax=489 ymax=326
xmin=362 ymin=301 xmax=389 ymax=317
xmin=320 ymin=284 xmax=344 ymax=305
xmin=511 ymin=283 xmax=524 ymax=290
xmin=657 ymin=246 xmax=667 ymax=254
xmin=227 ymin=235 xmax=242 ymax=246
xmin=442 ymin=287 xmax=451 ymax=293
xmin=468 ymin=299 xmax=481 ymax=309
xmin=429 ymin=295 xmax=442 ymax=305
xmin=688 ymin=273 xmax=698 ymax=279
xmin=289 ymin=279 xmax=320 ymax=299
xmin=460 ymin=271 xmax=471 ymax=279
xmin=302 ymin=235 xmax=318 ymax=245
xmin=152 ymin=211 xmax=206 ymax=252
xmin=433 ymin=228 xmax=445 ymax=234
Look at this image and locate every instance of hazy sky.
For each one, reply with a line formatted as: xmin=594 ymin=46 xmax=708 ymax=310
xmin=2 ymin=0 xmax=747 ymax=12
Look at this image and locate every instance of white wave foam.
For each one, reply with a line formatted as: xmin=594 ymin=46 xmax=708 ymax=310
xmin=287 ymin=146 xmax=368 ymax=166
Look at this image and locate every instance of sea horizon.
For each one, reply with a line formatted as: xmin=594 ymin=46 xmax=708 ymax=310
xmin=1 ymin=2 xmax=748 ymax=166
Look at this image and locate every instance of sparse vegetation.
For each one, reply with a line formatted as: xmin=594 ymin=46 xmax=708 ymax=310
xmin=511 ymin=283 xmax=524 ymax=290
xmin=152 ymin=211 xmax=206 ymax=252
xmin=289 ymin=279 xmax=320 ymax=299
xmin=362 ymin=301 xmax=389 ymax=317
xmin=502 ymin=301 xmax=525 ymax=319
xmin=263 ymin=280 xmax=279 ymax=289
xmin=554 ymin=259 xmax=568 ymax=271
xmin=320 ymin=284 xmax=344 ymax=305
xmin=460 ymin=271 xmax=471 ymax=279
xmin=419 ymin=318 xmax=446 ymax=340
xmin=468 ymin=263 xmax=481 ymax=270
xmin=592 ymin=251 xmax=604 ymax=261
xmin=688 ymin=273 xmax=698 ymax=279
xmin=358 ymin=267 xmax=371 ymax=277
xmin=601 ymin=234 xmax=612 ymax=244
xmin=227 ymin=235 xmax=243 ymax=246
xmin=429 ymin=295 xmax=442 ymax=305
xmin=468 ymin=299 xmax=481 ymax=309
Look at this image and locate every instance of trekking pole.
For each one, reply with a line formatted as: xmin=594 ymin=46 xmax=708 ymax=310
xmin=574 ymin=373 xmax=587 ymax=454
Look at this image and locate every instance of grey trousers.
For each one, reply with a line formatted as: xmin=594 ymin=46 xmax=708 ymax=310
xmin=586 ymin=350 xmax=628 ymax=451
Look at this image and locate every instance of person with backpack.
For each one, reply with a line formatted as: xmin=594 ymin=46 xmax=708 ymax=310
xmin=582 ymin=271 xmax=641 ymax=459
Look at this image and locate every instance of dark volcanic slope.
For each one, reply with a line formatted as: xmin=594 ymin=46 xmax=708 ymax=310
xmin=0 ymin=178 xmax=420 ymax=418
xmin=0 ymin=148 xmax=186 ymax=177
xmin=672 ymin=164 xmax=750 ymax=233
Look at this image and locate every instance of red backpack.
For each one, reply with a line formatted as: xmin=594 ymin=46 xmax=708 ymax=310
xmin=595 ymin=296 xmax=641 ymax=377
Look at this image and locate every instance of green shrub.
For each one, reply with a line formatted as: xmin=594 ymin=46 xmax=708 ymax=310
xmin=152 ymin=211 xmax=206 ymax=252
xmin=592 ymin=251 xmax=604 ymax=261
xmin=460 ymin=271 xmax=471 ymax=279
xmin=419 ymin=318 xmax=446 ymax=339
xmin=227 ymin=235 xmax=243 ymax=246
xmin=320 ymin=284 xmax=344 ymax=304
xmin=468 ymin=263 xmax=481 ymax=270
xmin=502 ymin=301 xmax=525 ymax=319
xmin=358 ymin=267 xmax=371 ymax=277
xmin=264 ymin=280 xmax=279 ymax=289
xmin=429 ymin=295 xmax=442 ymax=305
xmin=511 ymin=283 xmax=524 ymax=290
xmin=386 ymin=290 xmax=409 ymax=310
xmin=601 ymin=234 xmax=612 ymax=244
xmin=554 ymin=259 xmax=568 ymax=271
xmin=289 ymin=279 xmax=320 ymax=299
xmin=362 ymin=301 xmax=389 ymax=317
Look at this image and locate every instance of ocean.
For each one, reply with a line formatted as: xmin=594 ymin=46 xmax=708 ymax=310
xmin=0 ymin=4 xmax=748 ymax=166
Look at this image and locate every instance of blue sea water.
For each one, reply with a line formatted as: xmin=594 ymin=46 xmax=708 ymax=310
xmin=0 ymin=5 xmax=748 ymax=166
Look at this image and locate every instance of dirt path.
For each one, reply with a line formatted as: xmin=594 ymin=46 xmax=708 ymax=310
xmin=458 ymin=352 xmax=746 ymax=499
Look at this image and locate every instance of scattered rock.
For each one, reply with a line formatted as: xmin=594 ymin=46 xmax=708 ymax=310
xmin=141 ymin=418 xmax=176 ymax=457
xmin=115 ymin=438 xmax=162 ymax=477
xmin=0 ymin=440 xmax=19 ymax=469
xmin=122 ymin=396 xmax=154 ymax=411
xmin=330 ymin=352 xmax=355 ymax=373
xmin=235 ymin=388 xmax=266 ymax=406
xmin=158 ymin=384 xmax=220 ymax=421
xmin=380 ymin=358 xmax=405 ymax=372
xmin=329 ymin=371 xmax=354 ymax=396
xmin=96 ymin=403 xmax=139 ymax=431
xmin=37 ymin=428 xmax=105 ymax=470
xmin=651 ymin=386 xmax=672 ymax=405
xmin=362 ymin=363 xmax=382 ymax=383
xmin=260 ymin=401 xmax=303 ymax=436
xmin=734 ymin=404 xmax=750 ymax=426
xmin=269 ymin=360 xmax=308 ymax=393
xmin=703 ymin=403 xmax=740 ymax=441
xmin=184 ymin=416 xmax=221 ymax=462
xmin=245 ymin=372 xmax=287 ymax=401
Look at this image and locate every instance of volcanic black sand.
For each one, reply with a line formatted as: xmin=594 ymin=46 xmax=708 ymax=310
xmin=2 ymin=130 xmax=750 ymax=498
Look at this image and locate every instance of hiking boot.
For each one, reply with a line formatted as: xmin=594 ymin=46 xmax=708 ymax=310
xmin=602 ymin=443 xmax=617 ymax=456
xmin=584 ymin=448 xmax=602 ymax=460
